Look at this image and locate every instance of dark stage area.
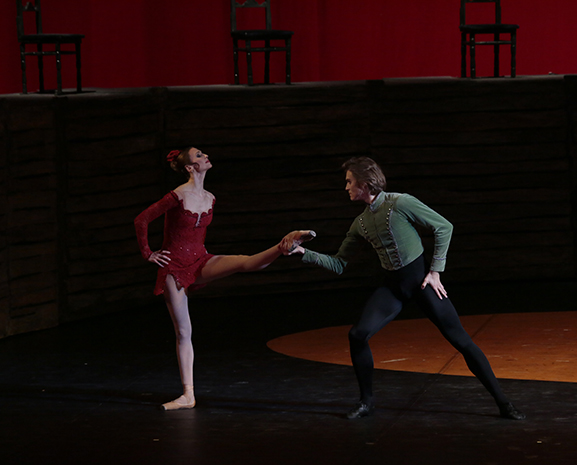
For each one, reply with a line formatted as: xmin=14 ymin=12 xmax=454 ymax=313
xmin=1 ymin=280 xmax=577 ymax=465
xmin=1 ymin=75 xmax=576 ymax=464
xmin=2 ymin=75 xmax=576 ymax=338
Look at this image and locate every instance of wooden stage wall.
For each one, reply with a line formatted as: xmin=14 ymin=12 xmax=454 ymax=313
xmin=1 ymin=76 xmax=576 ymax=338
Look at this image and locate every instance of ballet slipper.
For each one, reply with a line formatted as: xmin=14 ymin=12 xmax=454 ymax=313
xmin=161 ymin=391 xmax=196 ymax=411
xmin=288 ymin=230 xmax=316 ymax=252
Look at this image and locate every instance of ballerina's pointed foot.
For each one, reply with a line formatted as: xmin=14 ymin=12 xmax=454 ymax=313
xmin=288 ymin=230 xmax=316 ymax=252
xmin=499 ymin=402 xmax=526 ymax=420
xmin=161 ymin=393 xmax=196 ymax=411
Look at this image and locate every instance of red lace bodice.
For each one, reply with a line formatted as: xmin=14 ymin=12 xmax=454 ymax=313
xmin=134 ymin=191 xmax=215 ymax=295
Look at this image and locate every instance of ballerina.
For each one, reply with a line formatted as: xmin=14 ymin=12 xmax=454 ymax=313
xmin=135 ymin=146 xmax=314 ymax=410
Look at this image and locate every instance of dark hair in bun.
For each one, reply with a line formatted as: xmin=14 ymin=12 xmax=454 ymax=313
xmin=167 ymin=147 xmax=194 ymax=178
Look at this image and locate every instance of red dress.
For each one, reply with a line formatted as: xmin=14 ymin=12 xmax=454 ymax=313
xmin=134 ymin=191 xmax=215 ymax=295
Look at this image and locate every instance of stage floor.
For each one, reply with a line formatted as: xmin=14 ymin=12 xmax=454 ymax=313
xmin=268 ymin=312 xmax=577 ymax=383
xmin=1 ymin=281 xmax=576 ymax=465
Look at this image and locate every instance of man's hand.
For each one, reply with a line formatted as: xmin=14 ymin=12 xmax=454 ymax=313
xmin=421 ymin=271 xmax=447 ymax=300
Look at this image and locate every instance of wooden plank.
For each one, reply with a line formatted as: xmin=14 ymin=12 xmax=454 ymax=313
xmin=9 ymin=282 xmax=58 ymax=309
xmin=167 ymin=102 xmax=368 ymax=130
xmin=1 ymin=101 xmax=10 ymax=338
xmin=68 ymin=169 xmax=163 ymax=195
xmin=65 ymin=91 xmax=163 ymax=119
xmin=169 ymin=137 xmax=368 ymax=160
xmin=67 ymin=185 xmax=174 ymax=213
xmin=68 ymin=253 xmax=144 ymax=275
xmin=5 ymin=99 xmax=55 ymax=131
xmin=66 ymin=267 xmax=169 ymax=293
xmin=166 ymin=121 xmax=370 ymax=146
xmin=9 ymin=255 xmax=58 ymax=279
xmin=370 ymin=143 xmax=568 ymax=163
xmin=166 ymin=82 xmax=369 ymax=108
xmin=372 ymin=127 xmax=567 ymax=147
xmin=67 ymin=136 xmax=160 ymax=162
xmin=67 ymin=112 xmax=160 ymax=140
xmin=6 ymin=302 xmax=59 ymax=337
xmin=373 ymin=91 xmax=567 ymax=114
xmin=377 ymin=76 xmax=564 ymax=101
xmin=373 ymin=109 xmax=567 ymax=133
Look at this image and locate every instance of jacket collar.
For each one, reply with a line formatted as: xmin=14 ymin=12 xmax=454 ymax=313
xmin=369 ymin=191 xmax=386 ymax=212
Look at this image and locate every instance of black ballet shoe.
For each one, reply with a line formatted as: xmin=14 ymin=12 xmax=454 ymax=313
xmin=289 ymin=230 xmax=316 ymax=252
xmin=346 ymin=401 xmax=375 ymax=419
xmin=499 ymin=402 xmax=526 ymax=420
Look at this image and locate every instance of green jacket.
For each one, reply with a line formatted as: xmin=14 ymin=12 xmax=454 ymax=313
xmin=302 ymin=191 xmax=453 ymax=274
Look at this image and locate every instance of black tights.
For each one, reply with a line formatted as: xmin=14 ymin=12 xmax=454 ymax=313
xmin=348 ymin=255 xmax=509 ymax=406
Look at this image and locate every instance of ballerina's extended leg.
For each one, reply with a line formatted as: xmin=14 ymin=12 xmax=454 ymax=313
xmin=160 ymin=230 xmax=315 ymax=410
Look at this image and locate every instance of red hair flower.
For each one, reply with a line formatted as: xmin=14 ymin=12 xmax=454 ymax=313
xmin=167 ymin=150 xmax=181 ymax=162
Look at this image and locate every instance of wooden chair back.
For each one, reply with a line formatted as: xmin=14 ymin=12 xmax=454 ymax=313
xmin=16 ymin=0 xmax=43 ymax=39
xmin=231 ymin=0 xmax=272 ymax=32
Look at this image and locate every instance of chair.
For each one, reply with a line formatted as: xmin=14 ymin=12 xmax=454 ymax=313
xmin=16 ymin=0 xmax=85 ymax=94
xmin=460 ymin=0 xmax=519 ymax=78
xmin=231 ymin=0 xmax=293 ymax=85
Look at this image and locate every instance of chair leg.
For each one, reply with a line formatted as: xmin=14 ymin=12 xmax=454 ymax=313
xmin=461 ymin=33 xmax=467 ymax=78
xmin=470 ymin=34 xmax=476 ymax=78
xmin=286 ymin=38 xmax=291 ymax=85
xmin=76 ymin=42 xmax=82 ymax=93
xmin=38 ymin=44 xmax=45 ymax=93
xmin=233 ymin=39 xmax=240 ymax=85
xmin=511 ymin=32 xmax=517 ymax=78
xmin=264 ymin=40 xmax=270 ymax=84
xmin=20 ymin=45 xmax=28 ymax=94
xmin=246 ymin=40 xmax=254 ymax=86
xmin=55 ymin=43 xmax=63 ymax=95
xmin=494 ymin=33 xmax=500 ymax=77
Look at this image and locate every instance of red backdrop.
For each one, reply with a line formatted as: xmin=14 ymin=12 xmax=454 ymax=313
xmin=2 ymin=0 xmax=577 ymax=94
